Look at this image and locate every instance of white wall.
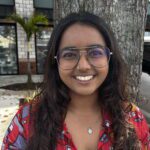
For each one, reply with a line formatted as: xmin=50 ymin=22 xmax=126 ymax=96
xmin=15 ymin=0 xmax=35 ymax=60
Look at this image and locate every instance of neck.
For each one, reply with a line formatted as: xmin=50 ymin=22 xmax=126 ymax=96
xmin=68 ymin=91 xmax=100 ymax=115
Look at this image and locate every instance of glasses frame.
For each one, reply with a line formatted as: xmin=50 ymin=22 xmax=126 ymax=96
xmin=54 ymin=45 xmax=113 ymax=70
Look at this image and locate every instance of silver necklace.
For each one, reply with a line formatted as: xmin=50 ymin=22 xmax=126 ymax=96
xmin=87 ymin=118 xmax=101 ymax=135
xmin=68 ymin=109 xmax=101 ymax=135
xmin=87 ymin=127 xmax=93 ymax=135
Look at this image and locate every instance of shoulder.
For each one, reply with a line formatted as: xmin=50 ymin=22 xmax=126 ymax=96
xmin=126 ymin=103 xmax=150 ymax=148
xmin=127 ymin=103 xmax=148 ymax=125
xmin=1 ymin=104 xmax=31 ymax=150
xmin=125 ymin=103 xmax=148 ymax=129
xmin=14 ymin=103 xmax=31 ymax=132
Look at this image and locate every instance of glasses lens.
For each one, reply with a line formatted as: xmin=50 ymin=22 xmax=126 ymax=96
xmin=58 ymin=49 xmax=79 ymax=69
xmin=57 ymin=46 xmax=111 ymax=70
xmin=87 ymin=46 xmax=110 ymax=68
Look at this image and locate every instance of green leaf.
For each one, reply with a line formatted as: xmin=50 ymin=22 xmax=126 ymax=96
xmin=8 ymin=13 xmax=49 ymax=42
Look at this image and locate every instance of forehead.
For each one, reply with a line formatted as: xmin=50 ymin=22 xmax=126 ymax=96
xmin=59 ymin=23 xmax=106 ymax=49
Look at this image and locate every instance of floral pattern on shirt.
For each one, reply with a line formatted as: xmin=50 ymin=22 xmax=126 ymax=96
xmin=2 ymin=103 xmax=150 ymax=150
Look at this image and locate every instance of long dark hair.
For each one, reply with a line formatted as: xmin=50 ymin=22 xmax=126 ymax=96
xmin=26 ymin=12 xmax=140 ymax=150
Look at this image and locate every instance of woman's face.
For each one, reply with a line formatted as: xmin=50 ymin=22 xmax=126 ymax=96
xmin=58 ymin=23 xmax=109 ymax=96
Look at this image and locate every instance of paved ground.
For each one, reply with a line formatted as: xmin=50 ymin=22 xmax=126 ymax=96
xmin=0 ymin=73 xmax=150 ymax=147
xmin=0 ymin=75 xmax=43 ymax=147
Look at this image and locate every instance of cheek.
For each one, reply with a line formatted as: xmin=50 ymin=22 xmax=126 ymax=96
xmin=104 ymin=66 xmax=109 ymax=79
xmin=104 ymin=66 xmax=109 ymax=77
xmin=58 ymin=68 xmax=71 ymax=85
xmin=58 ymin=68 xmax=64 ymax=80
xmin=98 ymin=66 xmax=109 ymax=82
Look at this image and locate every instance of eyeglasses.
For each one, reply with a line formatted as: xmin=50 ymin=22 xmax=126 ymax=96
xmin=54 ymin=44 xmax=113 ymax=70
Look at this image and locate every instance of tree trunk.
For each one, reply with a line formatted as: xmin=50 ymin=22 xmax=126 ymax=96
xmin=27 ymin=42 xmax=33 ymax=87
xmin=54 ymin=0 xmax=148 ymax=101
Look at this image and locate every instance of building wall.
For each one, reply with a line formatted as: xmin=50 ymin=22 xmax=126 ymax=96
xmin=0 ymin=0 xmax=53 ymax=75
xmin=15 ymin=0 xmax=36 ymax=74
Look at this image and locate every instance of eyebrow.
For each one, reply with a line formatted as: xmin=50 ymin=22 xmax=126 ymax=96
xmin=60 ymin=44 xmax=104 ymax=51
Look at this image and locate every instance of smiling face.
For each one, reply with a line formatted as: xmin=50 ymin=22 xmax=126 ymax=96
xmin=58 ymin=23 xmax=109 ymax=96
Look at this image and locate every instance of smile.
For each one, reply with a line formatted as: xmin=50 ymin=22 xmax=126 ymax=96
xmin=75 ymin=75 xmax=94 ymax=81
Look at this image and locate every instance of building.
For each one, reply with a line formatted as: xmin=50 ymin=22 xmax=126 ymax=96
xmin=0 ymin=0 xmax=53 ymax=75
xmin=143 ymin=0 xmax=150 ymax=72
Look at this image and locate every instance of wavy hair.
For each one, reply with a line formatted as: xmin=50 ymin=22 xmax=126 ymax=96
xmin=26 ymin=12 xmax=140 ymax=150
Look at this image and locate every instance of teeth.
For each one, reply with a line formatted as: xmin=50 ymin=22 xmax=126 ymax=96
xmin=75 ymin=75 xmax=93 ymax=81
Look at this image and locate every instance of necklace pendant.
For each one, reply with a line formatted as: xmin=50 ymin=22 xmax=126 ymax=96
xmin=88 ymin=128 xmax=93 ymax=135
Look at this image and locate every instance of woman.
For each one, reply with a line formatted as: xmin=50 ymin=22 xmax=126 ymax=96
xmin=2 ymin=12 xmax=150 ymax=150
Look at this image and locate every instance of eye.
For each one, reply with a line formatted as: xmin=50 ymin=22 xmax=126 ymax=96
xmin=61 ymin=50 xmax=78 ymax=60
xmin=88 ymin=48 xmax=104 ymax=58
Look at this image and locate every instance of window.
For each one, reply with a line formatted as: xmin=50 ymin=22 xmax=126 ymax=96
xmin=0 ymin=24 xmax=18 ymax=75
xmin=144 ymin=31 xmax=150 ymax=42
xmin=0 ymin=0 xmax=14 ymax=6
xmin=0 ymin=0 xmax=15 ymax=19
xmin=35 ymin=8 xmax=53 ymax=21
xmin=146 ymin=2 xmax=150 ymax=30
xmin=34 ymin=0 xmax=53 ymax=9
xmin=0 ymin=6 xmax=14 ymax=19
xmin=143 ymin=31 xmax=150 ymax=73
xmin=144 ymin=31 xmax=150 ymax=62
xmin=34 ymin=0 xmax=53 ymax=21
xmin=35 ymin=26 xmax=53 ymax=74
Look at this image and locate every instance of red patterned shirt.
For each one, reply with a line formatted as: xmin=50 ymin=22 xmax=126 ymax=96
xmin=2 ymin=103 xmax=150 ymax=150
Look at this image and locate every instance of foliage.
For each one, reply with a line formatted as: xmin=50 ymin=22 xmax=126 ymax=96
xmin=7 ymin=13 xmax=48 ymax=86
xmin=19 ymin=86 xmax=40 ymax=106
xmin=24 ymin=89 xmax=39 ymax=102
xmin=8 ymin=13 xmax=48 ymax=41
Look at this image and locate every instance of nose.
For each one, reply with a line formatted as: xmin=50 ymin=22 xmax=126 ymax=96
xmin=77 ymin=53 xmax=91 ymax=71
